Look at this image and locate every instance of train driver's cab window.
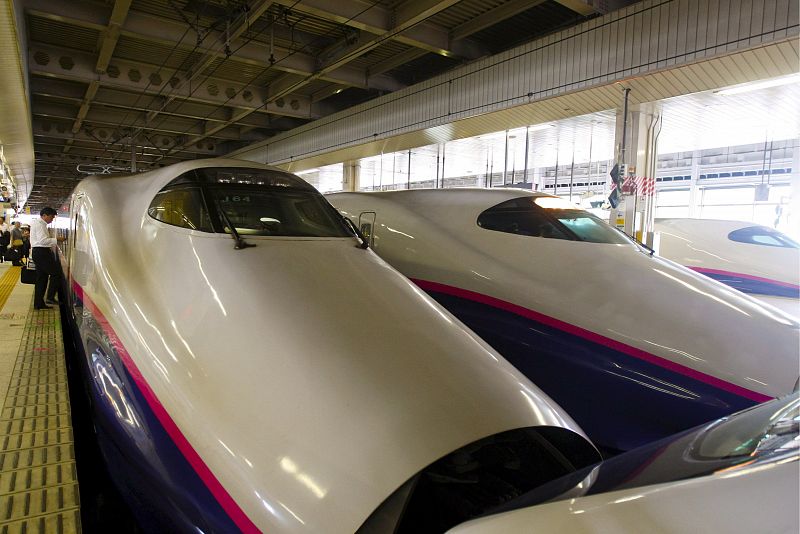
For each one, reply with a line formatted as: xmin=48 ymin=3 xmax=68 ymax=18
xmin=199 ymin=167 xmax=351 ymax=238
xmin=148 ymin=167 xmax=353 ymax=238
xmin=209 ymin=189 xmax=350 ymax=237
xmin=148 ymin=187 xmax=213 ymax=232
xmin=478 ymin=196 xmax=632 ymax=245
xmin=728 ymin=226 xmax=799 ymax=249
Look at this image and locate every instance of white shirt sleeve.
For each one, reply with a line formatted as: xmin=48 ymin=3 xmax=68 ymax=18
xmin=29 ymin=218 xmax=57 ymax=248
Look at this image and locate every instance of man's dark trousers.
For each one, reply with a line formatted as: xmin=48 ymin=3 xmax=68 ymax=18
xmin=32 ymin=247 xmax=62 ymax=307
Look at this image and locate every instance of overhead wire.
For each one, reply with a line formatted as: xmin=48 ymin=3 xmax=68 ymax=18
xmin=105 ymin=0 xmax=311 ymax=166
xmin=92 ymin=3 xmax=234 ymax=163
xmin=131 ymin=0 xmax=417 ymax=166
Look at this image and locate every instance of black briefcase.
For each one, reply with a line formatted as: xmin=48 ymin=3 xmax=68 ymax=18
xmin=21 ymin=261 xmax=36 ymax=284
xmin=4 ymin=248 xmax=21 ymax=262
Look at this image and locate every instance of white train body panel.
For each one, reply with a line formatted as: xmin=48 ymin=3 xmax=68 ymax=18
xmin=329 ymin=189 xmax=800 ymax=452
xmin=448 ymin=454 xmax=799 ymax=534
xmin=655 ymin=218 xmax=800 ymax=317
xmin=63 ymin=161 xmax=594 ymax=532
xmin=449 ymin=393 xmax=800 ymax=534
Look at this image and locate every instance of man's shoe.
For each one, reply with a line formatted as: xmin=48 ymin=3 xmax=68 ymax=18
xmin=34 ymin=304 xmax=51 ymax=310
xmin=45 ymin=299 xmax=59 ymax=305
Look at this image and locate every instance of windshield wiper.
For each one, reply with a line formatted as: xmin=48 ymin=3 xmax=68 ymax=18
xmin=215 ymin=200 xmax=255 ymax=250
xmin=611 ymin=226 xmax=654 ymax=256
xmin=342 ymin=216 xmax=369 ymax=249
xmin=638 ymin=240 xmax=655 ymax=256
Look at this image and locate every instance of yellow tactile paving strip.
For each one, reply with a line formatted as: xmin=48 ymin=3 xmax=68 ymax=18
xmin=0 ymin=291 xmax=81 ymax=533
xmin=0 ymin=267 xmax=20 ymax=311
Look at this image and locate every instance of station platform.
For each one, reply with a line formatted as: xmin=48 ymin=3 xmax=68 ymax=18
xmin=0 ymin=263 xmax=81 ymax=534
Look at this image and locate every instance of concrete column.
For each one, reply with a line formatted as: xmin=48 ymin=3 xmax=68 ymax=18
xmin=343 ymin=160 xmax=360 ymax=192
xmin=532 ymin=167 xmax=542 ymax=191
xmin=790 ymin=141 xmax=800 ymax=239
xmin=612 ymin=96 xmax=660 ymax=241
xmin=688 ymin=149 xmax=702 ymax=217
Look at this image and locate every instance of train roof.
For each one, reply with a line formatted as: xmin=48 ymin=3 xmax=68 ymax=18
xmin=331 ymin=188 xmax=555 ymax=223
xmin=84 ymin=158 xmax=294 ymax=187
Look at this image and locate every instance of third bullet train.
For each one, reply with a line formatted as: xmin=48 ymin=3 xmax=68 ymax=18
xmin=329 ymin=189 xmax=800 ymax=454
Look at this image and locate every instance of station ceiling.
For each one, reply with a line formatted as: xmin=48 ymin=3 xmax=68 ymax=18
xmin=15 ymin=0 xmax=637 ymax=210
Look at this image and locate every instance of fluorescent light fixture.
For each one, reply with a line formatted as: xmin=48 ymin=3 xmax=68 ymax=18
xmin=715 ymin=73 xmax=800 ymax=96
xmin=529 ymin=123 xmax=554 ymax=132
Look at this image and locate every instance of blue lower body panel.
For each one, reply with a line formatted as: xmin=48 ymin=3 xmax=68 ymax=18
xmin=426 ymin=290 xmax=756 ymax=453
xmin=67 ymin=293 xmax=241 ymax=533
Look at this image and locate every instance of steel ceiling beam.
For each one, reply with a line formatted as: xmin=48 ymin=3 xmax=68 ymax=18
xmin=553 ymin=0 xmax=603 ymax=15
xmin=29 ymin=43 xmax=313 ymax=119
xmin=270 ymin=0 xmax=487 ymax=58
xmin=31 ymin=100 xmax=251 ymax=143
xmin=168 ymin=0 xmax=463 ymax=156
xmin=450 ymin=0 xmax=548 ymax=41
xmin=68 ymin=0 xmax=132 ymax=146
xmin=32 ymin=120 xmax=230 ymax=156
xmin=34 ymin=145 xmax=185 ymax=166
xmin=147 ymin=0 xmax=274 ymax=123
xmin=359 ymin=0 xmax=547 ymax=96
xmin=30 ymin=77 xmax=283 ymax=129
xmin=23 ymin=0 xmax=404 ymax=92
xmin=34 ymin=141 xmax=198 ymax=163
xmin=367 ymin=48 xmax=427 ymax=78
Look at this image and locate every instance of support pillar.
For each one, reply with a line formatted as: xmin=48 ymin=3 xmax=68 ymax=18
xmin=343 ymin=160 xmax=360 ymax=192
xmin=790 ymin=143 xmax=800 ymax=239
xmin=611 ymin=93 xmax=660 ymax=244
xmin=688 ymin=150 xmax=702 ymax=217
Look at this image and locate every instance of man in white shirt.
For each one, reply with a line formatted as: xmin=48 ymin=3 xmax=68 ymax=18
xmin=0 ymin=216 xmax=8 ymax=263
xmin=30 ymin=207 xmax=66 ymax=310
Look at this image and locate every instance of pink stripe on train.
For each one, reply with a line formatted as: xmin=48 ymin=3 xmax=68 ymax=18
xmin=412 ymin=278 xmax=773 ymax=404
xmin=70 ymin=279 xmax=261 ymax=533
xmin=688 ymin=267 xmax=800 ymax=290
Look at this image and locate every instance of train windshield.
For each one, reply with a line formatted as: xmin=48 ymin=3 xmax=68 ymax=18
xmin=477 ymin=196 xmax=633 ymax=244
xmin=149 ymin=167 xmax=351 ymax=238
xmin=207 ymin=187 xmax=350 ymax=237
xmin=728 ymin=226 xmax=799 ymax=249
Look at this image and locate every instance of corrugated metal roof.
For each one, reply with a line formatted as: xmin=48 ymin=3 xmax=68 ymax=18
xmin=265 ymin=4 xmax=348 ymax=40
xmin=15 ymin=0 xmax=661 ymax=208
xmin=350 ymin=41 xmax=411 ymax=70
xmin=27 ymin=14 xmax=100 ymax=54
xmin=386 ymin=53 xmax=461 ymax=85
xmin=469 ymin=1 xmax=586 ymax=53
xmin=427 ymin=0 xmax=507 ymax=28
xmin=114 ymin=35 xmax=202 ymax=70
xmin=203 ymin=56 xmax=272 ymax=84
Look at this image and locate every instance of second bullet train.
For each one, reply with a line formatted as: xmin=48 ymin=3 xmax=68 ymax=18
xmin=58 ymin=160 xmax=600 ymax=533
xmin=329 ymin=189 xmax=800 ymax=454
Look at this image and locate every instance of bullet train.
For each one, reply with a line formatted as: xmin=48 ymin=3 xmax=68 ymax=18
xmin=655 ymin=218 xmax=800 ymax=318
xmin=328 ymin=189 xmax=800 ymax=454
xmin=450 ymin=392 xmax=800 ymax=533
xmin=57 ymin=160 xmax=601 ymax=533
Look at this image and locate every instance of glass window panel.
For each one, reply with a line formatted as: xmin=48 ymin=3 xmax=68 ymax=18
xmin=148 ymin=187 xmax=213 ymax=232
xmin=656 ymin=206 xmax=691 ymax=218
xmin=409 ymin=144 xmax=439 ymax=188
xmin=209 ymin=187 xmax=349 ymax=237
xmin=702 ymin=187 xmax=755 ymax=205
xmin=700 ymin=204 xmax=754 ymax=220
xmin=753 ymin=204 xmax=784 ymax=228
xmin=728 ymin=225 xmax=799 ymax=248
xmin=656 ymin=189 xmax=691 ymax=206
xmin=296 ymin=163 xmax=344 ymax=194
xmin=477 ymin=197 xmax=631 ymax=244
xmin=768 ymin=185 xmax=792 ymax=203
